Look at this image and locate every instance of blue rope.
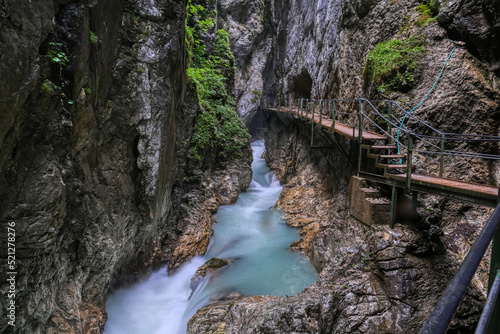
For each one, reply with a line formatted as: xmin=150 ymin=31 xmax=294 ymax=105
xmin=396 ymin=47 xmax=457 ymax=159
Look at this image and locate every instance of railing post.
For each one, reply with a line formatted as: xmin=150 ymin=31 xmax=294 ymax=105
xmin=305 ymin=99 xmax=309 ymax=119
xmin=357 ymin=100 xmax=364 ymax=174
xmin=390 ymin=186 xmax=397 ymax=228
xmin=319 ymin=100 xmax=323 ymax=127
xmin=290 ymin=98 xmax=293 ymax=114
xmin=278 ymin=97 xmax=281 ymax=112
xmin=388 ymin=101 xmax=393 ymax=135
xmin=439 ymin=134 xmax=445 ymax=178
xmin=407 ymin=134 xmax=414 ymax=190
xmin=333 ymin=100 xmax=336 ymax=123
xmin=311 ymin=100 xmax=316 ymax=147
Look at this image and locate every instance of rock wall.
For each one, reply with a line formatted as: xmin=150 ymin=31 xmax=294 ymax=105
xmin=0 ymin=1 xmax=251 ymax=333
xmin=217 ymin=0 xmax=271 ymax=123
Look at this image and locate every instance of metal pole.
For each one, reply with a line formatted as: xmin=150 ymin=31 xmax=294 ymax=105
xmin=305 ymin=99 xmax=309 ymax=119
xmin=477 ymin=270 xmax=500 ymax=334
xmin=407 ymin=134 xmax=414 ymax=190
xmin=439 ymin=134 xmax=445 ymax=177
xmin=333 ymin=100 xmax=336 ymax=123
xmin=357 ymin=100 xmax=364 ymax=174
xmin=311 ymin=100 xmax=316 ymax=147
xmin=388 ymin=101 xmax=393 ymax=135
xmin=390 ymin=186 xmax=397 ymax=228
xmin=487 ymin=224 xmax=500 ymax=334
xmin=290 ymin=98 xmax=293 ymax=115
xmin=319 ymin=100 xmax=323 ymax=126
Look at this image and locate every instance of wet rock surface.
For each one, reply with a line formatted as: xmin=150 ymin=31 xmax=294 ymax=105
xmin=190 ymin=257 xmax=230 ymax=291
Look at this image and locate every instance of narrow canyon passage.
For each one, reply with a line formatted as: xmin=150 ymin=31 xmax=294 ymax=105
xmin=103 ymin=140 xmax=318 ymax=334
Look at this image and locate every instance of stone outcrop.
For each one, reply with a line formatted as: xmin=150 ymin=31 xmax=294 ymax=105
xmin=218 ymin=0 xmax=271 ymax=123
xmin=0 ymin=1 xmax=251 ymax=333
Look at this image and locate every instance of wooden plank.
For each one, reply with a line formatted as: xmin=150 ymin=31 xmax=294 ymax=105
xmin=369 ymin=154 xmax=406 ymax=159
xmin=370 ymin=145 xmax=398 ymax=150
xmin=377 ymin=163 xmax=410 ymax=169
xmin=389 ymin=173 xmax=499 ymax=197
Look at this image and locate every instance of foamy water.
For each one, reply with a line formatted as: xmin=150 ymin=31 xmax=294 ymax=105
xmin=104 ymin=140 xmax=317 ymax=334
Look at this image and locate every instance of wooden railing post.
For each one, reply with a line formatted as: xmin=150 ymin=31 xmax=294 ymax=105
xmin=439 ymin=134 xmax=445 ymax=177
xmin=278 ymin=97 xmax=281 ymax=112
xmin=357 ymin=100 xmax=364 ymax=174
xmin=407 ymin=134 xmax=414 ymax=190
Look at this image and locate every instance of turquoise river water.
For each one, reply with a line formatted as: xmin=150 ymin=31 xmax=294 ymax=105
xmin=104 ymin=140 xmax=318 ymax=334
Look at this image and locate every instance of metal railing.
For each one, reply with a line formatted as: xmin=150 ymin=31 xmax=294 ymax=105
xmin=262 ymin=95 xmax=500 ymax=333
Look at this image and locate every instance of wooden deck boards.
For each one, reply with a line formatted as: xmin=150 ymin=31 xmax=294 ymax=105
xmin=270 ymin=107 xmax=387 ymax=141
xmin=389 ymin=173 xmax=499 ymax=197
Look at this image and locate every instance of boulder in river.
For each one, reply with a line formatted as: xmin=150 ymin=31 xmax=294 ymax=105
xmin=190 ymin=258 xmax=230 ymax=291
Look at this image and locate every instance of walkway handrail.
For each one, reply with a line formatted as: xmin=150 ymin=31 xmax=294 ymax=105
xmin=262 ymin=97 xmax=500 ymax=165
xmin=420 ymin=203 xmax=500 ymax=334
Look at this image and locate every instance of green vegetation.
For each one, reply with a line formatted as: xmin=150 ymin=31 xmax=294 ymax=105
xmin=415 ymin=1 xmax=439 ymax=27
xmin=364 ymin=36 xmax=427 ymax=94
xmin=90 ymin=31 xmax=98 ymax=45
xmin=84 ymin=87 xmax=92 ymax=95
xmin=41 ymin=80 xmax=54 ymax=95
xmin=185 ymin=0 xmax=250 ymax=167
xmin=47 ymin=42 xmax=69 ymax=67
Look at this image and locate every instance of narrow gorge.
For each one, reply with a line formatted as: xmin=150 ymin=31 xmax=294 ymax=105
xmin=1 ymin=0 xmax=500 ymax=333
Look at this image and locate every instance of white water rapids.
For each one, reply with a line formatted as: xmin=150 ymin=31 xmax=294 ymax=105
xmin=104 ymin=140 xmax=318 ymax=334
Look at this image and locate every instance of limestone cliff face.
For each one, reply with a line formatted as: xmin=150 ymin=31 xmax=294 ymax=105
xmin=217 ymin=0 xmax=271 ymax=123
xmin=0 ymin=1 xmax=251 ymax=333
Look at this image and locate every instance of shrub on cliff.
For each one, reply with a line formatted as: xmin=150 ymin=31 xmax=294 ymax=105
xmin=364 ymin=36 xmax=427 ymax=94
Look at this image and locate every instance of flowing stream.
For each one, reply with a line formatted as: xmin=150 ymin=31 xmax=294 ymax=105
xmin=104 ymin=140 xmax=318 ymax=334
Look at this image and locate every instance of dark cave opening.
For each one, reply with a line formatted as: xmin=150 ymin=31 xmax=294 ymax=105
xmin=290 ymin=68 xmax=313 ymax=99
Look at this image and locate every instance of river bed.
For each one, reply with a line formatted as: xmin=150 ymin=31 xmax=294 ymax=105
xmin=104 ymin=140 xmax=317 ymax=334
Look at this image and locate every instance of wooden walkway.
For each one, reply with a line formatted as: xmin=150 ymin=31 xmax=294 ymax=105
xmin=265 ymin=106 xmax=500 ymax=208
xmin=268 ymin=107 xmax=387 ymax=141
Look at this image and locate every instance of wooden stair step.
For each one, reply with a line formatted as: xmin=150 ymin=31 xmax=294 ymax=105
xmin=376 ymin=163 xmax=413 ymax=169
xmin=378 ymin=154 xmax=406 ymax=159
xmin=370 ymin=145 xmax=398 ymax=150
